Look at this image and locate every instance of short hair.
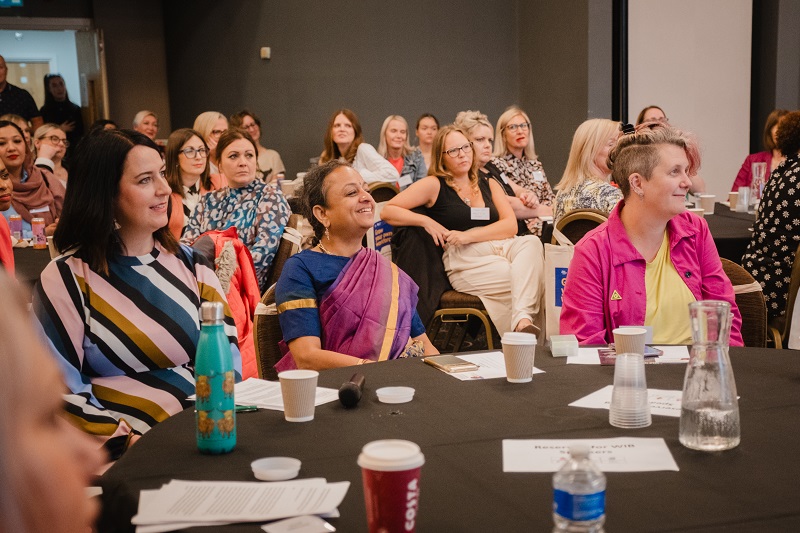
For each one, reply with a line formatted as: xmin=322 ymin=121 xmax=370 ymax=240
xmin=454 ymin=110 xmax=492 ymax=138
xmin=132 ymin=110 xmax=157 ymax=128
xmin=193 ymin=111 xmax=228 ymax=143
xmin=763 ymin=109 xmax=790 ymax=152
xmin=229 ymin=109 xmax=261 ymax=129
xmin=635 ymin=105 xmax=665 ymax=126
xmin=556 ymin=119 xmax=620 ymax=193
xmin=297 ymin=159 xmax=351 ymax=243
xmin=493 ymin=105 xmax=537 ymax=159
xmin=608 ymin=123 xmax=701 ymax=199
xmin=429 ymin=124 xmax=480 ymax=195
xmin=319 ymin=108 xmax=363 ymax=164
xmin=377 ymin=115 xmax=412 ymax=158
xmin=54 ymin=129 xmax=178 ymax=274
xmin=164 ymin=128 xmax=211 ymax=196
xmin=775 ymin=110 xmax=800 ymax=157
xmin=215 ymin=128 xmax=258 ymax=164
xmin=415 ymin=113 xmax=439 ymax=130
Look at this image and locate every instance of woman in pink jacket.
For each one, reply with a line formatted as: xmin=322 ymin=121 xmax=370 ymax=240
xmin=560 ymin=124 xmax=743 ymax=346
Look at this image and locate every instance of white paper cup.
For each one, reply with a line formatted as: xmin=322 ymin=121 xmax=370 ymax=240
xmin=501 ymin=332 xmax=536 ymax=383
xmin=613 ymin=327 xmax=647 ymax=356
xmin=609 ymin=352 xmax=652 ymax=428
xmin=278 ymin=369 xmax=318 ymax=422
xmin=688 ymin=207 xmax=706 ymax=217
xmin=698 ymin=194 xmax=715 ymax=214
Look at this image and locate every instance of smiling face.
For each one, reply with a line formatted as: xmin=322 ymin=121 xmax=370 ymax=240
xmin=113 ymin=145 xmax=170 ymax=247
xmin=178 ymin=135 xmax=208 ymax=182
xmin=442 ymin=130 xmax=473 ymax=176
xmin=331 ymin=113 xmax=355 ymax=152
xmin=385 ymin=119 xmax=407 ymax=153
xmin=0 ymin=125 xmax=27 ymax=173
xmin=468 ymin=124 xmax=494 ymax=166
xmin=416 ymin=117 xmax=438 ymax=147
xmin=315 ymin=165 xmax=375 ymax=238
xmin=639 ymin=144 xmax=691 ymax=219
xmin=0 ymin=159 xmax=12 ymax=210
xmin=219 ymin=138 xmax=257 ymax=188
xmin=240 ymin=115 xmax=261 ymax=143
xmin=135 ymin=114 xmax=159 ymax=140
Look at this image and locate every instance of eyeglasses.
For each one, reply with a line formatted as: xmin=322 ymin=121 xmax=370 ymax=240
xmin=44 ymin=136 xmax=69 ymax=147
xmin=504 ymin=122 xmax=530 ymax=133
xmin=210 ymin=129 xmax=225 ymax=138
xmin=180 ymin=147 xmax=208 ymax=159
xmin=443 ymin=143 xmax=473 ymax=158
xmin=243 ymin=123 xmax=259 ymax=130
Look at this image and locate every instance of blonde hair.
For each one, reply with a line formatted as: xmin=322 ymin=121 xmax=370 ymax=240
xmin=493 ymin=105 xmax=536 ymax=159
xmin=193 ymin=111 xmax=228 ymax=143
xmin=429 ymin=125 xmax=480 ymax=196
xmin=556 ymin=119 xmax=619 ymax=193
xmin=377 ymin=115 xmax=412 ymax=159
xmin=454 ymin=110 xmax=492 ymax=138
xmin=132 ymin=110 xmax=157 ymax=128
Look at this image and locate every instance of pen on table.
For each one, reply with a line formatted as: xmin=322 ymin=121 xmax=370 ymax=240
xmin=235 ymin=405 xmax=259 ymax=412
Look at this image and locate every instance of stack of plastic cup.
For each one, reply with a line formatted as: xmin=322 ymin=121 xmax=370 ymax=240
xmin=609 ymin=352 xmax=652 ymax=429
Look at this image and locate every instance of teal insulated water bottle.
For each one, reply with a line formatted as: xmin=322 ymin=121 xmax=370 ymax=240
xmin=195 ymin=301 xmax=236 ymax=454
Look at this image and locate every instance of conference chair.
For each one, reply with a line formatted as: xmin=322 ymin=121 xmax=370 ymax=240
xmin=768 ymin=243 xmax=800 ymax=349
xmin=253 ymin=285 xmax=282 ymax=380
xmin=551 ymin=208 xmax=609 ymax=245
xmin=263 ymin=214 xmax=305 ymax=291
xmin=367 ymin=182 xmax=399 ymax=203
xmin=720 ymin=258 xmax=767 ymax=348
xmin=428 ymin=290 xmax=497 ymax=351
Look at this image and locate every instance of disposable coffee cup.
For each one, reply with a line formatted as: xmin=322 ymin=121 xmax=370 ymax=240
xmin=609 ymin=352 xmax=652 ymax=428
xmin=728 ymin=191 xmax=738 ymax=208
xmin=501 ymin=331 xmax=537 ymax=383
xmin=699 ymin=194 xmax=715 ymax=214
xmin=688 ymin=207 xmax=705 ymax=217
xmin=358 ymin=440 xmax=425 ymax=533
xmin=278 ymin=369 xmax=318 ymax=422
xmin=613 ymin=327 xmax=647 ymax=355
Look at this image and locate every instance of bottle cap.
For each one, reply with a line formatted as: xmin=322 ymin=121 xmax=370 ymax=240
xmin=200 ymin=301 xmax=224 ymax=323
xmin=569 ymin=443 xmax=590 ymax=459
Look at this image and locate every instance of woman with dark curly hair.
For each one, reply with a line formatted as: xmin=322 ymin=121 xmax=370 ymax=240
xmin=743 ymin=110 xmax=800 ymax=320
xmin=274 ymin=160 xmax=436 ymax=371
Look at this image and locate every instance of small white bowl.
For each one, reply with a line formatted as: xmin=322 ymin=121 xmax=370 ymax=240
xmin=376 ymin=386 xmax=415 ymax=404
xmin=251 ymin=457 xmax=301 ymax=481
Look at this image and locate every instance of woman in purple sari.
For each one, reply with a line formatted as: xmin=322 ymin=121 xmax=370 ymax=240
xmin=275 ymin=161 xmax=438 ymax=370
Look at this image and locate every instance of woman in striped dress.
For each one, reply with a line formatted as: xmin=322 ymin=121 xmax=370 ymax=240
xmin=33 ymin=129 xmax=241 ymax=459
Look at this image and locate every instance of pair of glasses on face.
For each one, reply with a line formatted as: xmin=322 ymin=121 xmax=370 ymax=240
xmin=209 ymin=129 xmax=225 ymax=138
xmin=180 ymin=147 xmax=208 ymax=159
xmin=44 ymin=136 xmax=69 ymax=147
xmin=505 ymin=122 xmax=530 ymax=133
xmin=443 ymin=142 xmax=473 ymax=158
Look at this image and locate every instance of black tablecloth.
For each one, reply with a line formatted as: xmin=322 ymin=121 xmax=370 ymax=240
xmin=12 ymin=246 xmax=51 ymax=290
xmin=706 ymin=203 xmax=755 ymax=263
xmin=99 ymin=347 xmax=800 ymax=532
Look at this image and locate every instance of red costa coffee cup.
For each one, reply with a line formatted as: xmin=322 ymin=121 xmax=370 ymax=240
xmin=357 ymin=440 xmax=425 ymax=533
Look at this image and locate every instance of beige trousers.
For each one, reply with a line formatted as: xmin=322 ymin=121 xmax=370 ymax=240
xmin=442 ymin=235 xmax=544 ymax=336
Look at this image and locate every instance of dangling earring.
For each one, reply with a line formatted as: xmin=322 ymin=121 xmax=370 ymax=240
xmin=324 ymin=227 xmax=331 ymax=241
xmin=114 ymin=219 xmax=121 ymax=230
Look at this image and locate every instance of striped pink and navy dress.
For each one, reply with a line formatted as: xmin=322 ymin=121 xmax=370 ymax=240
xmin=33 ymin=242 xmax=241 ymax=455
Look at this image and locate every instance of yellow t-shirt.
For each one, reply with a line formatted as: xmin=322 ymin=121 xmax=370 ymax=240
xmin=645 ymin=233 xmax=696 ymax=344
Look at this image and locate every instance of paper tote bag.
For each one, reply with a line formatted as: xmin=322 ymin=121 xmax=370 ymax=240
xmin=544 ymin=229 xmax=574 ymax=340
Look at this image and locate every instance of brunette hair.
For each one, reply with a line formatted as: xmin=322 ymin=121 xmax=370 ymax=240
xmin=229 ymin=109 xmax=261 ymax=129
xmin=164 ymin=128 xmax=211 ymax=196
xmin=635 ymin=105 xmax=665 ymax=126
xmin=415 ymin=113 xmax=439 ymax=130
xmin=54 ymin=129 xmax=178 ymax=274
xmin=556 ymin=119 xmax=620 ymax=192
xmin=319 ymin=109 xmax=363 ymax=164
xmin=215 ymin=128 xmax=258 ymax=163
xmin=493 ymin=105 xmax=537 ymax=159
xmin=377 ymin=115 xmax=412 ymax=158
xmin=763 ymin=109 xmax=790 ymax=152
xmin=429 ymin=125 xmax=480 ymax=195
xmin=42 ymin=73 xmax=69 ymax=108
xmin=297 ymin=159 xmax=351 ymax=243
xmin=775 ymin=110 xmax=800 ymax=157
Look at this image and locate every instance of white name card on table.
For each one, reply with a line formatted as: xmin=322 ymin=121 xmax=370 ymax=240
xmin=503 ymin=437 xmax=679 ymax=472
xmin=188 ymin=378 xmax=339 ymax=411
xmin=567 ymin=346 xmax=690 ymax=365
xmin=569 ymin=385 xmax=683 ymax=417
xmin=442 ymin=351 xmax=545 ymax=381
xmin=132 ymin=479 xmax=349 ymax=529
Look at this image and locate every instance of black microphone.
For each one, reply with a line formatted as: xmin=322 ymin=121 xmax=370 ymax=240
xmin=339 ymin=373 xmax=366 ymax=408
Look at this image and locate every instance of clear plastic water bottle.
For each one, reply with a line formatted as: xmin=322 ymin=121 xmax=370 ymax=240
xmin=195 ymin=301 xmax=236 ymax=454
xmin=552 ymin=444 xmax=606 ymax=533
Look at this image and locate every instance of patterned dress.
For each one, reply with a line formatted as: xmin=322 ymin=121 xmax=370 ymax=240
xmin=743 ymin=154 xmax=800 ymax=320
xmin=491 ymin=153 xmax=555 ymax=235
xmin=554 ymin=178 xmax=623 ymax=223
xmin=33 ymin=244 xmax=241 ymax=457
xmin=182 ymin=179 xmax=291 ymax=291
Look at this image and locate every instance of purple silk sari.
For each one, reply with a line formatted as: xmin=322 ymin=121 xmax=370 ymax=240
xmin=274 ymin=248 xmax=419 ymax=371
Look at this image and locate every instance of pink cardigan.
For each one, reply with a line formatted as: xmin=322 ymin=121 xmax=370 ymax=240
xmin=731 ymin=151 xmax=772 ymax=192
xmin=560 ymin=202 xmax=743 ymax=346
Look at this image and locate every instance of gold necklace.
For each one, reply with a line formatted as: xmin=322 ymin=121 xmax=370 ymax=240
xmin=317 ymin=242 xmax=331 ymax=255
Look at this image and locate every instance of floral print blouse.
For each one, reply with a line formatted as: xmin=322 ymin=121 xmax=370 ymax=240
xmin=182 ymin=179 xmax=291 ymax=291
xmin=554 ymin=178 xmax=623 ymax=223
xmin=742 ymin=154 xmax=800 ymax=320
xmin=491 ymin=153 xmax=555 ymax=235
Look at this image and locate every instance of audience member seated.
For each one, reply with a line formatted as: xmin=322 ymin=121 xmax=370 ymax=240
xmin=0 ymin=160 xmax=13 ymax=275
xmin=318 ymin=108 xmax=399 ymax=184
xmin=39 ymin=73 xmax=84 ymax=158
xmin=193 ymin=111 xmax=228 ymax=174
xmin=132 ymin=110 xmax=158 ymax=141
xmin=382 ymin=125 xmax=545 ymax=336
xmin=230 ymin=109 xmax=286 ymax=182
xmin=0 ymin=113 xmax=33 ymax=150
xmin=183 ymin=128 xmax=291 ymax=292
xmin=275 ymin=160 xmax=437 ymax=371
xmin=456 ymin=110 xmax=544 ymax=236
xmin=491 ymin=105 xmax=554 ymax=235
xmin=32 ymin=129 xmax=241 ymax=460
xmin=377 ymin=114 xmax=426 ymax=189
xmin=0 ymin=120 xmax=65 ymax=238
xmin=415 ymin=113 xmax=439 ymax=170
xmin=0 ymin=270 xmax=105 ymax=532
xmin=560 ymin=124 xmax=743 ymax=346
xmin=33 ymin=123 xmax=69 ymax=187
xmin=554 ymin=118 xmax=623 ymax=223
xmin=731 ymin=108 xmax=789 ymax=193
xmin=743 ymin=110 xmax=800 ymax=321
xmin=165 ymin=128 xmax=225 ymax=239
